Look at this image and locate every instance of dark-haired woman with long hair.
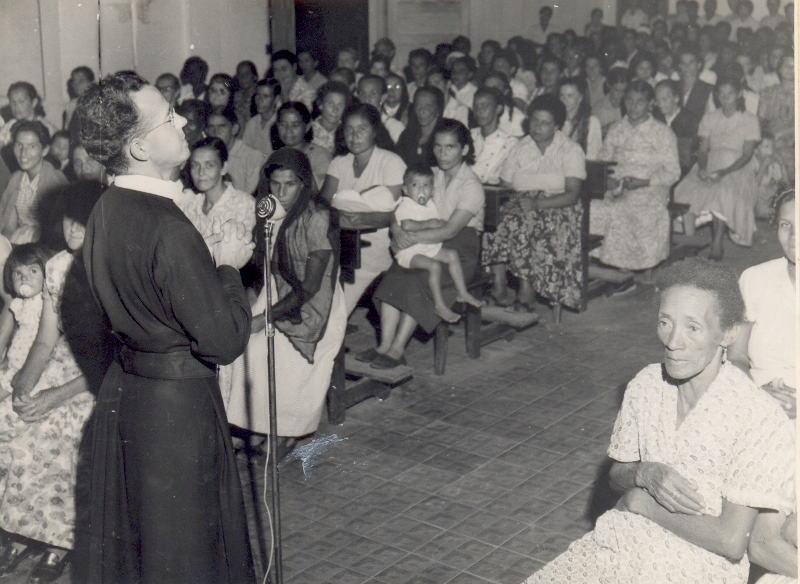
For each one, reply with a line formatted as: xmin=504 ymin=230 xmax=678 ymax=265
xmin=273 ymin=101 xmax=331 ymax=190
xmin=559 ymin=76 xmax=602 ymax=159
xmin=674 ymin=76 xmax=760 ymax=260
xmin=395 ymin=86 xmax=444 ymax=167
xmin=320 ymin=102 xmax=406 ymax=315
xmin=482 ymin=94 xmax=586 ymax=313
xmin=361 ymin=119 xmax=484 ymax=368
xmin=222 ymin=148 xmax=345 ymax=447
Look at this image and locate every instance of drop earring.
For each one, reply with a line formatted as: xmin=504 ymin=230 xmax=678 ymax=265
xmin=721 ymin=346 xmax=728 ymax=363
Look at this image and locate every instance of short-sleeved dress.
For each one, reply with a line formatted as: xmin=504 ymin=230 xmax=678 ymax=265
xmin=326 ymin=147 xmax=407 ymax=314
xmin=470 ymin=128 xmax=518 ymax=185
xmin=591 ymin=116 xmax=681 ymax=270
xmin=523 ymin=362 xmax=795 ymax=584
xmin=482 ymin=131 xmax=587 ymax=309
xmin=174 ymin=182 xmax=256 ymax=240
xmin=674 ymin=109 xmax=760 ymax=246
xmin=0 ymin=250 xmax=93 ymax=549
xmin=374 ymin=162 xmax=484 ymax=333
xmin=739 ymin=257 xmax=796 ymax=388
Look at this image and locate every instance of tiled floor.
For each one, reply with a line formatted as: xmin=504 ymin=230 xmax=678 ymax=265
xmin=236 ymin=228 xmax=781 ymax=584
xmin=8 ymin=227 xmax=780 ymax=584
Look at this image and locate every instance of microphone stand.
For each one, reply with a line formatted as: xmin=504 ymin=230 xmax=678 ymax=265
xmin=257 ymin=196 xmax=283 ymax=584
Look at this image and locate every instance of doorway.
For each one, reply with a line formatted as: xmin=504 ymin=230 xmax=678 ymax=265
xmin=295 ymin=0 xmax=370 ymax=75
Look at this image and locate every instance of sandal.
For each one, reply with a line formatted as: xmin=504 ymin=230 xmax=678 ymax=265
xmin=370 ymin=354 xmax=407 ymax=370
xmin=355 ymin=348 xmax=381 ymax=363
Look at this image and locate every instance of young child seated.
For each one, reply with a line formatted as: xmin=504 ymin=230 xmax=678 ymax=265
xmin=394 ymin=165 xmax=481 ymax=323
xmin=754 ymin=134 xmax=788 ymax=220
xmin=0 ymin=244 xmax=80 ymax=405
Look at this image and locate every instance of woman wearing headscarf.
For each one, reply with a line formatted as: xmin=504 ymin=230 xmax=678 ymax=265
xmin=221 ymin=148 xmax=346 ymax=450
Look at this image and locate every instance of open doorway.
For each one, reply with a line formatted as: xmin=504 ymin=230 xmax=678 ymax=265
xmin=295 ymin=0 xmax=369 ymax=75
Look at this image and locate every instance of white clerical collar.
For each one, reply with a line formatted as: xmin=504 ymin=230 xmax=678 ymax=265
xmin=113 ymin=174 xmax=184 ymax=201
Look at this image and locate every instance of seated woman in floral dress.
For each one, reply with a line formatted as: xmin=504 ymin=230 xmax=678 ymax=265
xmin=522 ymin=258 xmax=795 ymax=584
xmin=590 ymin=80 xmax=680 ymax=281
xmin=482 ymin=94 xmax=586 ymax=314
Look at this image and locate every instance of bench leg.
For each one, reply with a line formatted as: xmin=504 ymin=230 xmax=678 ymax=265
xmin=434 ymin=322 xmax=448 ymax=375
xmin=326 ymin=347 xmax=347 ymax=424
xmin=464 ymin=305 xmax=481 ymax=359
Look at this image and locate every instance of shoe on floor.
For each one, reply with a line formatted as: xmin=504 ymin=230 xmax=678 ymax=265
xmin=370 ymin=354 xmax=407 ymax=370
xmin=355 ymin=348 xmax=380 ymax=363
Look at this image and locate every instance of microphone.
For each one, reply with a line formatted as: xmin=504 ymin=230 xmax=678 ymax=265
xmin=256 ymin=195 xmax=277 ymax=219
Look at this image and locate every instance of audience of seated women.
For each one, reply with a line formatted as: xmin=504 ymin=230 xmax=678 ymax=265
xmin=319 ymin=103 xmax=405 ymax=315
xmin=469 ymin=87 xmax=518 ymax=185
xmin=365 ymin=119 xmax=484 ymax=368
xmin=482 ymin=94 xmax=586 ymax=314
xmin=311 ymin=81 xmax=351 ymax=155
xmin=674 ymin=76 xmax=759 ymax=260
xmin=591 ymin=80 xmax=680 ymax=278
xmin=272 ymin=101 xmax=332 ymax=191
xmin=242 ymin=79 xmax=279 ymax=157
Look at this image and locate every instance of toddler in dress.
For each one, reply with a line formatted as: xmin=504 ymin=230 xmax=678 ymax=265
xmin=0 ymin=244 xmax=80 ymax=404
xmin=394 ymin=165 xmax=481 ymax=323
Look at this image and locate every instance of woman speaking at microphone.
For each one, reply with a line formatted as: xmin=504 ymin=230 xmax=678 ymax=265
xmin=221 ymin=148 xmax=346 ymax=455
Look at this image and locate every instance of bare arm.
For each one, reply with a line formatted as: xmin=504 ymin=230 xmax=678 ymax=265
xmin=11 ymin=285 xmax=61 ymax=403
xmin=403 ymin=208 xmax=475 ymax=245
xmin=535 ymin=177 xmax=583 ymax=210
xmin=749 ymin=510 xmax=798 ymax=578
xmin=0 ymin=305 xmax=15 ymax=359
xmin=609 ymin=461 xmax=705 ymax=514
xmin=319 ymin=175 xmax=339 ymax=204
xmin=400 ymin=218 xmax=445 ymax=232
xmin=620 ymin=487 xmax=759 ymax=561
xmin=14 ymin=375 xmax=90 ymax=422
xmin=716 ymin=141 xmax=757 ymax=177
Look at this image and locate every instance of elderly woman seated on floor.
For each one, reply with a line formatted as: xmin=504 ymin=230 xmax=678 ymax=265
xmin=521 ymin=258 xmax=795 ymax=584
xmin=481 ymin=93 xmax=586 ymax=316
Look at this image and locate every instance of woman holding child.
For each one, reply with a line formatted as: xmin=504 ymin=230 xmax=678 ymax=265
xmin=360 ymin=119 xmax=484 ymax=369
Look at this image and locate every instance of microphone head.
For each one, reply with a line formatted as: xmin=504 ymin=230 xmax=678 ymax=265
xmin=256 ymin=195 xmax=277 ymax=219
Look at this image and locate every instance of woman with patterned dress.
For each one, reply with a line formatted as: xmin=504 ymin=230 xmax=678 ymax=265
xmin=0 ymin=185 xmax=106 ymax=582
xmin=522 ymin=258 xmax=795 ymax=584
xmin=674 ymin=76 xmax=760 ymax=260
xmin=482 ymin=94 xmax=586 ymax=314
xmin=591 ymin=80 xmax=680 ymax=274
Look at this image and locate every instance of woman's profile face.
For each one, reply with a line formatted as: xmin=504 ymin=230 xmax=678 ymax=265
xmin=414 ymin=92 xmax=440 ymax=127
xmin=13 ymin=130 xmax=47 ymax=173
xmin=777 ymin=198 xmax=795 ymax=263
xmin=658 ymin=286 xmax=727 ymax=382
xmin=343 ymin=113 xmax=377 ymax=155
xmin=190 ymin=147 xmax=226 ymax=194
xmin=321 ymin=92 xmax=347 ymax=126
xmin=269 ymin=168 xmax=302 ymax=210
xmin=8 ymin=89 xmax=36 ymax=121
xmin=527 ymin=110 xmax=557 ymax=143
xmin=432 ymin=130 xmax=466 ymax=172
xmin=277 ymin=109 xmax=308 ymax=148
xmin=63 ymin=216 xmax=87 ymax=251
xmin=208 ymin=81 xmax=231 ymax=109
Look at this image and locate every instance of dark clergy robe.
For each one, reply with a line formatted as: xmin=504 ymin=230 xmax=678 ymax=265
xmin=74 ymin=181 xmax=254 ymax=583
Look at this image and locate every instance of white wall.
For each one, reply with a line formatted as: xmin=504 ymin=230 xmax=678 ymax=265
xmin=0 ymin=0 xmax=269 ymax=131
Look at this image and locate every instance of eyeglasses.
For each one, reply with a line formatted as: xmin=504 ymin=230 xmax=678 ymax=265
xmin=142 ymin=108 xmax=176 ymax=137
